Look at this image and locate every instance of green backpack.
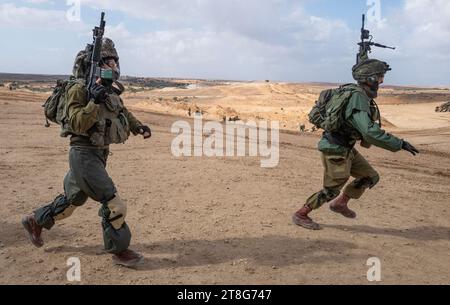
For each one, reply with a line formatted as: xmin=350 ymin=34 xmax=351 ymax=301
xmin=43 ymin=77 xmax=83 ymax=137
xmin=308 ymin=84 xmax=363 ymax=132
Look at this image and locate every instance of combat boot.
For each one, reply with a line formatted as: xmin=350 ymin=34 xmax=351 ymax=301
xmin=329 ymin=194 xmax=357 ymax=219
xmin=22 ymin=215 xmax=44 ymax=248
xmin=112 ymin=249 xmax=144 ymax=268
xmin=292 ymin=205 xmax=321 ymax=230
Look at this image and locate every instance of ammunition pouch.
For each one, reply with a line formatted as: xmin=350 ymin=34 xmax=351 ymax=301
xmin=323 ymin=131 xmax=354 ymax=149
xmin=106 ymin=113 xmax=130 ymax=145
xmin=89 ymin=113 xmax=130 ymax=147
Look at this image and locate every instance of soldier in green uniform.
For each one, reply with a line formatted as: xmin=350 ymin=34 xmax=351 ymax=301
xmin=22 ymin=38 xmax=152 ymax=267
xmin=293 ymin=59 xmax=420 ymax=230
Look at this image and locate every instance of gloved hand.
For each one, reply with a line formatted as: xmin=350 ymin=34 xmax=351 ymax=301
xmin=90 ymin=84 xmax=108 ymax=104
xmin=402 ymin=141 xmax=419 ymax=156
xmin=138 ymin=125 xmax=152 ymax=139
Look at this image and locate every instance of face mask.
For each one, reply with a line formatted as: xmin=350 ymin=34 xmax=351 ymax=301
xmin=366 ymin=82 xmax=379 ymax=98
xmin=100 ymin=58 xmax=120 ymax=81
xmin=112 ymin=67 xmax=120 ymax=81
xmin=98 ymin=68 xmax=112 ymax=87
xmin=360 ymin=82 xmax=379 ymax=99
xmin=371 ymin=81 xmax=379 ymax=92
xmin=99 ymin=68 xmax=120 ymax=88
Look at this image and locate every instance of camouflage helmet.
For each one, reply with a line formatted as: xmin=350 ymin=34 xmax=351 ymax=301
xmin=352 ymin=59 xmax=391 ymax=83
xmin=101 ymin=37 xmax=119 ymax=60
xmin=72 ymin=50 xmax=89 ymax=79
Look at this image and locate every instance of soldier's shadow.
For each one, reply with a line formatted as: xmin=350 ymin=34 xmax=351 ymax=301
xmin=323 ymin=225 xmax=450 ymax=241
xmin=133 ymin=225 xmax=449 ymax=270
xmin=43 ymin=226 xmax=450 ymax=271
xmin=46 ymin=236 xmax=364 ymax=271
xmin=135 ymin=236 xmax=363 ymax=271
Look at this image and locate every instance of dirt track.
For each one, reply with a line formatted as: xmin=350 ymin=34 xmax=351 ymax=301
xmin=0 ymin=87 xmax=449 ymax=285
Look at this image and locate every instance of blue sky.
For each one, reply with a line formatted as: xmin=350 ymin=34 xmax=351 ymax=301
xmin=0 ymin=0 xmax=449 ymax=86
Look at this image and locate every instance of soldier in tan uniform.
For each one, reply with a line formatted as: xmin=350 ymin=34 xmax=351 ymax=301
xmin=293 ymin=59 xmax=419 ymax=230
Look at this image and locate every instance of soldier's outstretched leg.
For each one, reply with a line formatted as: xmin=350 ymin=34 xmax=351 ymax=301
xmin=345 ymin=149 xmax=380 ymax=199
xmin=23 ymin=171 xmax=88 ymax=247
xmin=294 ymin=152 xmax=351 ymax=230
xmin=330 ymin=149 xmax=379 ymax=219
xmin=99 ymin=194 xmax=143 ymax=267
xmin=69 ymin=147 xmax=142 ymax=267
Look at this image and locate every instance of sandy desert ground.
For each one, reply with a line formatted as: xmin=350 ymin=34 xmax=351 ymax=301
xmin=0 ymin=81 xmax=449 ymax=285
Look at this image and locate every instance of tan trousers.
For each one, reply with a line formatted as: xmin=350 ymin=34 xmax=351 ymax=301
xmin=306 ymin=149 xmax=380 ymax=210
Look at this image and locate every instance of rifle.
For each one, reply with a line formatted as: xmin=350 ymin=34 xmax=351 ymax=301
xmin=357 ymin=14 xmax=395 ymax=64
xmin=86 ymin=12 xmax=106 ymax=102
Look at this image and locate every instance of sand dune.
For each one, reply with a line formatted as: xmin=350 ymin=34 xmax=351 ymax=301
xmin=124 ymin=81 xmax=450 ymax=132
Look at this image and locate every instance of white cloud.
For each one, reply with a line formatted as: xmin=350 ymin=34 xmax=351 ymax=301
xmin=81 ymin=0 xmax=353 ymax=82
xmin=117 ymin=28 xmax=288 ymax=80
xmin=368 ymin=0 xmax=450 ymax=85
xmin=1 ymin=0 xmax=449 ymax=85
xmin=23 ymin=0 xmax=53 ymax=4
xmin=105 ymin=22 xmax=130 ymax=40
xmin=0 ymin=3 xmax=86 ymax=30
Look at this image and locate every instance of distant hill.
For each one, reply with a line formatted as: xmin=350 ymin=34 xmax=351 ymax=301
xmin=0 ymin=73 xmax=189 ymax=89
xmin=120 ymin=76 xmax=189 ymax=89
xmin=1 ymin=72 xmax=447 ymax=91
xmin=0 ymin=73 xmax=69 ymax=83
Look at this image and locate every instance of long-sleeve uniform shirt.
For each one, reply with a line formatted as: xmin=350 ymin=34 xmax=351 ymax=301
xmin=318 ymin=88 xmax=403 ymax=155
xmin=66 ymin=81 xmax=143 ymax=147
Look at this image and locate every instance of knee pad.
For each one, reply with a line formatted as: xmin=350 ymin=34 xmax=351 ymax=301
xmin=54 ymin=204 xmax=78 ymax=221
xmin=52 ymin=194 xmax=78 ymax=221
xmin=104 ymin=194 xmax=127 ymax=230
xmin=354 ymin=175 xmax=380 ymax=190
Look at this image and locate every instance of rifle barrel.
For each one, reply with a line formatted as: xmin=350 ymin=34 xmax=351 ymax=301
xmin=373 ymin=42 xmax=396 ymax=50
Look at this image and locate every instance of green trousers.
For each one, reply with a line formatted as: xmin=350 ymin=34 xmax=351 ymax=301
xmin=34 ymin=146 xmax=131 ymax=254
xmin=306 ymin=149 xmax=380 ymax=210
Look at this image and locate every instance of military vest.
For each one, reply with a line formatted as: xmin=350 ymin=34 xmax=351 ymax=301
xmin=325 ymin=86 xmax=381 ymax=148
xmin=89 ymin=83 xmax=130 ymax=147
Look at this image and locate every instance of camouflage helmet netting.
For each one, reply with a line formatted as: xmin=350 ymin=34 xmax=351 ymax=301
xmin=352 ymin=59 xmax=391 ymax=82
xmin=101 ymin=37 xmax=119 ymax=60
xmin=73 ymin=50 xmax=88 ymax=79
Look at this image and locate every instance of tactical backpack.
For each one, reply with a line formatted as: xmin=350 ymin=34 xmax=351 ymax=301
xmin=308 ymin=84 xmax=363 ymax=132
xmin=43 ymin=77 xmax=83 ymax=137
